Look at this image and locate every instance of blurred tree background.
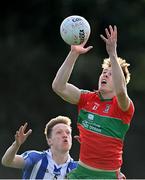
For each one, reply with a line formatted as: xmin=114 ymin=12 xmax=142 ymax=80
xmin=0 ymin=0 xmax=145 ymax=178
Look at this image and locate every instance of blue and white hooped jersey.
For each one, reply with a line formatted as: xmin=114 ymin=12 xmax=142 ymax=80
xmin=21 ymin=149 xmax=77 ymax=179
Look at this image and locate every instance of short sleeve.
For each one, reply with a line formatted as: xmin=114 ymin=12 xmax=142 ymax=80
xmin=77 ymin=90 xmax=91 ymax=110
xmin=114 ymin=97 xmax=135 ymax=124
xmin=21 ymin=150 xmax=43 ymax=169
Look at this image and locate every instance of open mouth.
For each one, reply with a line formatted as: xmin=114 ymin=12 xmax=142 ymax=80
xmin=63 ymin=139 xmax=68 ymax=143
xmin=101 ymin=80 xmax=107 ymax=84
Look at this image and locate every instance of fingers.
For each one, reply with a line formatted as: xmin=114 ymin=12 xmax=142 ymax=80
xmin=17 ymin=122 xmax=31 ymax=136
xmin=105 ymin=27 xmax=111 ymax=38
xmin=108 ymin=25 xmax=115 ymax=36
xmin=85 ymin=46 xmax=93 ymax=52
xmin=23 ymin=122 xmax=28 ymax=132
xmin=15 ymin=130 xmax=19 ymax=138
xmin=100 ymin=25 xmax=117 ymax=41
xmin=109 ymin=25 xmax=113 ymax=36
xmin=100 ymin=34 xmax=107 ymax=42
xmin=114 ymin=25 xmax=117 ymax=39
xmin=18 ymin=125 xmax=23 ymax=133
xmin=71 ymin=44 xmax=93 ymax=55
xmin=25 ymin=129 xmax=32 ymax=138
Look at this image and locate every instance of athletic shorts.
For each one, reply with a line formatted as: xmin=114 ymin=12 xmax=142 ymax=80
xmin=67 ymin=164 xmax=126 ymax=179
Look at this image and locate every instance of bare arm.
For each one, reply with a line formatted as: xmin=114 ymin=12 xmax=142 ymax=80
xmin=1 ymin=141 xmax=25 ymax=169
xmin=100 ymin=25 xmax=130 ymax=111
xmin=52 ymin=43 xmax=93 ymax=104
xmin=1 ymin=123 xmax=32 ymax=169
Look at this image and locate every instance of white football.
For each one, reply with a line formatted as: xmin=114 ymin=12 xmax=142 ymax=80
xmin=60 ymin=15 xmax=91 ymax=45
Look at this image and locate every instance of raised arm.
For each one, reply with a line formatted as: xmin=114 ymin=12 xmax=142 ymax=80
xmin=1 ymin=123 xmax=32 ymax=169
xmin=100 ymin=25 xmax=130 ymax=111
xmin=52 ymin=43 xmax=93 ymax=104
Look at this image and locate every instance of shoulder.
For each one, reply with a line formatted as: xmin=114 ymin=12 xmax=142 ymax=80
xmin=80 ymin=90 xmax=97 ymax=100
xmin=113 ymin=96 xmax=134 ymax=123
xmin=80 ymin=89 xmax=91 ymax=94
xmin=78 ymin=90 xmax=98 ymax=106
xmin=67 ymin=155 xmax=78 ymax=169
xmin=22 ymin=150 xmax=46 ymax=161
xmin=68 ymin=159 xmax=78 ymax=170
xmin=113 ymin=96 xmax=134 ymax=111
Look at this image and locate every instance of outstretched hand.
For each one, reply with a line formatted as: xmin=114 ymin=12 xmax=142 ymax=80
xmin=71 ymin=41 xmax=93 ymax=55
xmin=15 ymin=122 xmax=32 ymax=147
xmin=100 ymin=25 xmax=117 ymax=56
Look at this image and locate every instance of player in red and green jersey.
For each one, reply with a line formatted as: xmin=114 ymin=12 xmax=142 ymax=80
xmin=52 ymin=25 xmax=135 ymax=179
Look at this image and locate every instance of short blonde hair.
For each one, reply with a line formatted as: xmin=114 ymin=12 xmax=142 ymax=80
xmin=44 ymin=116 xmax=71 ymax=139
xmin=102 ymin=57 xmax=130 ymax=84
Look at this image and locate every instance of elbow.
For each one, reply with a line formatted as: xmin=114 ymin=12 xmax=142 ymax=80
xmin=52 ymin=80 xmax=64 ymax=94
xmin=52 ymin=80 xmax=57 ymax=91
xmin=1 ymin=156 xmax=13 ymax=167
xmin=1 ymin=157 xmax=8 ymax=167
xmin=52 ymin=81 xmax=59 ymax=93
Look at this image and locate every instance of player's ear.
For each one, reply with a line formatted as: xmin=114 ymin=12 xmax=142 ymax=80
xmin=47 ymin=138 xmax=52 ymax=146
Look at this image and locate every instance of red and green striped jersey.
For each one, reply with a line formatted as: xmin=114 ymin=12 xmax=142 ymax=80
xmin=77 ymin=91 xmax=134 ymax=170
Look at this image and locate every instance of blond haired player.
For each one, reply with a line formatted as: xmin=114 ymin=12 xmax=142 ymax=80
xmin=52 ymin=25 xmax=134 ymax=179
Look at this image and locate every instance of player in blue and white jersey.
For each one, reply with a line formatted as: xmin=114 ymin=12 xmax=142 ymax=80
xmin=2 ymin=116 xmax=78 ymax=179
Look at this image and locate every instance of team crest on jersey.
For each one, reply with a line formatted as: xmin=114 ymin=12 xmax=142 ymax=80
xmin=103 ymin=104 xmax=111 ymax=113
